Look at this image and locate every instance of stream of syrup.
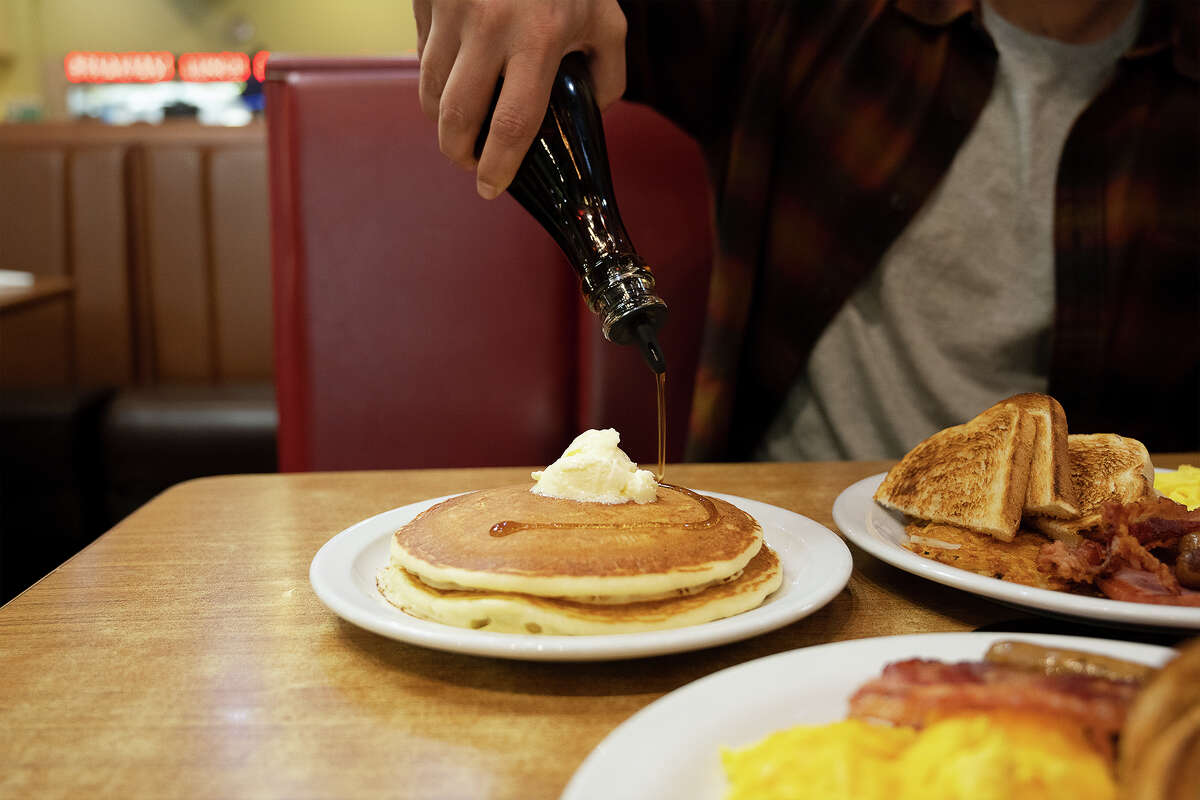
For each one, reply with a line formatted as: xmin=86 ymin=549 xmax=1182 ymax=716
xmin=490 ymin=370 xmax=679 ymax=537
xmin=655 ymin=371 xmax=666 ymax=482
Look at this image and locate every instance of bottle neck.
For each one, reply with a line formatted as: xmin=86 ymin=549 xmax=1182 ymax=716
xmin=500 ymin=62 xmax=669 ymax=347
xmin=477 ymin=51 xmax=670 ymax=371
xmin=503 ymin=70 xmax=635 ymax=279
xmin=581 ymin=254 xmax=668 ymax=345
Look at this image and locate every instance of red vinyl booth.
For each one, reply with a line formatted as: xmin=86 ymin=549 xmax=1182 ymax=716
xmin=265 ymin=56 xmax=713 ymax=471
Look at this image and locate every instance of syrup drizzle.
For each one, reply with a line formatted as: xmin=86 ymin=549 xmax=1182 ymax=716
xmin=492 ymin=370 xmax=679 ymax=537
xmin=655 ymin=371 xmax=666 ymax=482
xmin=488 ymin=483 xmax=718 ymax=537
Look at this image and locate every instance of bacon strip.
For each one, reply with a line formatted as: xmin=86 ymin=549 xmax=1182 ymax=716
xmin=848 ymin=659 xmax=1139 ymax=756
xmin=1109 ymin=529 xmax=1181 ymax=593
xmin=1035 ymin=497 xmax=1200 ymax=605
xmin=1038 ymin=539 xmax=1106 ymax=583
xmin=1098 ymin=496 xmax=1200 ymax=550
xmin=1098 ymin=568 xmax=1200 ymax=606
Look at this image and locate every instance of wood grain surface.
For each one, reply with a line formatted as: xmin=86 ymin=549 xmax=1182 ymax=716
xmin=2 ymin=457 xmax=1196 ymax=798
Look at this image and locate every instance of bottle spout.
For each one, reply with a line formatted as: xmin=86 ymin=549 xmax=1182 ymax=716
xmin=590 ymin=261 xmax=668 ymax=374
xmin=632 ymin=320 xmax=667 ymax=375
xmin=606 ymin=305 xmax=668 ymax=375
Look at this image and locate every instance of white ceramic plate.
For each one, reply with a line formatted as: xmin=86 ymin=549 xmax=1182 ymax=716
xmin=833 ymin=473 xmax=1200 ymax=630
xmin=310 ymin=491 xmax=852 ymax=661
xmin=561 ymin=632 xmax=1173 ymax=800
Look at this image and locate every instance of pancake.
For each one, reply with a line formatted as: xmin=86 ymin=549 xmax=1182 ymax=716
xmin=388 ymin=483 xmax=764 ymax=599
xmin=377 ymin=545 xmax=782 ymax=635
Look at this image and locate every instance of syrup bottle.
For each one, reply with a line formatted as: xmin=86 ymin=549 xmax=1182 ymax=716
xmin=476 ymin=52 xmax=667 ymax=375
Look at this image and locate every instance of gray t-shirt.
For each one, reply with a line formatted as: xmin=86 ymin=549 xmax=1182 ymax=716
xmin=759 ymin=1 xmax=1142 ymax=461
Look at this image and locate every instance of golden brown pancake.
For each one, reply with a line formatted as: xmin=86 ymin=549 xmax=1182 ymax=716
xmin=388 ymin=484 xmax=764 ymax=599
xmin=378 ymin=545 xmax=782 ymax=635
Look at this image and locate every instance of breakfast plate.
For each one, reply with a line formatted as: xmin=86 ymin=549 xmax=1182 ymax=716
xmin=833 ymin=473 xmax=1200 ymax=630
xmin=561 ymin=631 xmax=1173 ymax=800
xmin=310 ymin=491 xmax=853 ymax=661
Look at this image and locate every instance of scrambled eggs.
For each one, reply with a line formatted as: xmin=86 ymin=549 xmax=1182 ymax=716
xmin=722 ymin=713 xmax=1115 ymax=800
xmin=1156 ymin=464 xmax=1200 ymax=510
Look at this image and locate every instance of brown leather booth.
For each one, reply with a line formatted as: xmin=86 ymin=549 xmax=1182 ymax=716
xmin=0 ymin=122 xmax=277 ymax=602
xmin=0 ymin=123 xmax=273 ymax=386
xmin=265 ymin=56 xmax=714 ymax=472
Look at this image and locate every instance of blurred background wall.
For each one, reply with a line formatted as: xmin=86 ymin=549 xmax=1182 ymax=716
xmin=0 ymin=0 xmax=421 ymax=119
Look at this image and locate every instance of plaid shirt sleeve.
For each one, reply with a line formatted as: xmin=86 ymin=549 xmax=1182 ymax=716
xmin=621 ymin=0 xmax=1199 ymax=459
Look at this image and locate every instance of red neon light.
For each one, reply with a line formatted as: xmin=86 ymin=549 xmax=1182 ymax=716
xmin=178 ymin=52 xmax=251 ymax=83
xmin=252 ymin=51 xmax=270 ymax=83
xmin=64 ymin=51 xmax=175 ymax=83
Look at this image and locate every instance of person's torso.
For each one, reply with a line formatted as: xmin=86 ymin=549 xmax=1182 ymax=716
xmin=761 ymin=0 xmax=1143 ymax=460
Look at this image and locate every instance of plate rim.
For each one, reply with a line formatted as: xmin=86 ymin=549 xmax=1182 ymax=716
xmin=561 ymin=630 xmax=1175 ymax=800
xmin=832 ymin=472 xmax=1200 ymax=629
xmin=309 ymin=489 xmax=854 ymax=661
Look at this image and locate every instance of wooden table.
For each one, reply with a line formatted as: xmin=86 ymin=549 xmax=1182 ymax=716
xmin=0 ymin=274 xmax=74 ymax=386
xmin=2 ymin=458 xmax=1196 ymax=798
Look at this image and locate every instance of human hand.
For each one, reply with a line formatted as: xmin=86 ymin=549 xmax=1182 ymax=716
xmin=413 ymin=0 xmax=627 ymax=199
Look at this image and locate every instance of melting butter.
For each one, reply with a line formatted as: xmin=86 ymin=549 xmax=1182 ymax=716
xmin=531 ymin=429 xmax=657 ymax=504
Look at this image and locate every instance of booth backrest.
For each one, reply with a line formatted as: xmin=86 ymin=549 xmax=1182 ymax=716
xmin=0 ymin=123 xmax=272 ymax=388
xmin=265 ymin=56 xmax=713 ymax=471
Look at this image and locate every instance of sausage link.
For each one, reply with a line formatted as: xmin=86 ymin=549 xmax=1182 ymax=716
xmin=984 ymin=640 xmax=1156 ymax=683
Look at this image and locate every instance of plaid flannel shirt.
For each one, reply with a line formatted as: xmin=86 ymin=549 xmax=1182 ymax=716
xmin=621 ymin=0 xmax=1199 ymax=459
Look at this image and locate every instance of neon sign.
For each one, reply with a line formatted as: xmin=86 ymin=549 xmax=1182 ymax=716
xmin=178 ymin=52 xmax=251 ymax=82
xmin=64 ymin=51 xmax=270 ymax=84
xmin=252 ymin=51 xmax=270 ymax=83
xmin=64 ymin=51 xmax=175 ymax=84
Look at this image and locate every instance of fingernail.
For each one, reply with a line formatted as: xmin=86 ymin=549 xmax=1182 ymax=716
xmin=477 ymin=180 xmax=500 ymax=200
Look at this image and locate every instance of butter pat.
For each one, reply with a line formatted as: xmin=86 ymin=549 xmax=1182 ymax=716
xmin=531 ymin=429 xmax=658 ymax=504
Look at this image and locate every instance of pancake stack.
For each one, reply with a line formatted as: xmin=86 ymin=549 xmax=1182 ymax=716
xmin=377 ymin=484 xmax=781 ymax=634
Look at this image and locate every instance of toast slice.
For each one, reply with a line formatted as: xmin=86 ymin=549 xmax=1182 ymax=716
xmin=874 ymin=401 xmax=1036 ymax=541
xmin=993 ymin=393 xmax=1079 ymax=518
xmin=1030 ymin=433 xmax=1154 ymax=543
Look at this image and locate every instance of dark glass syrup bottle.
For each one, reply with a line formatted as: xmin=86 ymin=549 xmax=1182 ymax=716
xmin=476 ymin=52 xmax=667 ymax=374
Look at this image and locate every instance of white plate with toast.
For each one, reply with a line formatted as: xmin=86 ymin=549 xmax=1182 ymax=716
xmin=311 ymin=491 xmax=853 ymax=661
xmin=833 ymin=473 xmax=1200 ymax=630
